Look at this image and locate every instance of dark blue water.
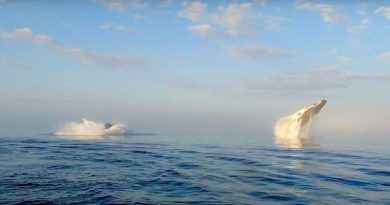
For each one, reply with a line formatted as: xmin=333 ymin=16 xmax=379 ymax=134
xmin=0 ymin=136 xmax=389 ymax=204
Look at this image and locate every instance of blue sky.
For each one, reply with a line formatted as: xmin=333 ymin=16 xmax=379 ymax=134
xmin=0 ymin=0 xmax=389 ymax=138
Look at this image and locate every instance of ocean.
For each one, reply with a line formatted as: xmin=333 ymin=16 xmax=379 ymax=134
xmin=0 ymin=135 xmax=389 ymax=204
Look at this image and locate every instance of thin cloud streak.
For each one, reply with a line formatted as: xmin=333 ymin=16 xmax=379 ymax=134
xmin=0 ymin=27 xmax=58 ymax=45
xmin=93 ymin=0 xmax=147 ymax=11
xmin=295 ymin=0 xmax=347 ymax=23
xmin=248 ymin=66 xmax=390 ymax=92
xmin=0 ymin=57 xmax=31 ymax=70
xmin=0 ymin=27 xmax=146 ymax=69
xmin=348 ymin=18 xmax=370 ymax=33
xmin=378 ymin=52 xmax=390 ymax=61
xmin=188 ymin=24 xmax=222 ymax=37
xmin=167 ymin=66 xmax=390 ymax=95
xmin=169 ymin=80 xmax=222 ymax=90
xmin=225 ymin=45 xmax=292 ymax=60
xmin=348 ymin=8 xmax=370 ymax=33
xmin=100 ymin=22 xmax=133 ymax=32
xmin=375 ymin=7 xmax=390 ymax=20
xmin=66 ymin=48 xmax=144 ymax=69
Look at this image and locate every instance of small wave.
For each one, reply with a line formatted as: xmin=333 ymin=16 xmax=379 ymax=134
xmin=1 ymin=138 xmax=389 ymax=204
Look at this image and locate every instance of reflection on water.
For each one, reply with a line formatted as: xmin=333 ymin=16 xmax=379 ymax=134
xmin=274 ymin=133 xmax=315 ymax=149
xmin=285 ymin=154 xmax=305 ymax=170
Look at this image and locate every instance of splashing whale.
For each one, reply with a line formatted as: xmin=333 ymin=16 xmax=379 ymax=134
xmin=274 ymin=99 xmax=327 ymax=148
xmin=55 ymin=118 xmax=125 ymax=138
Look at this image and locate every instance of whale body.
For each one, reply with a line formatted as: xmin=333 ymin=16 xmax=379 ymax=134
xmin=274 ymin=99 xmax=327 ymax=148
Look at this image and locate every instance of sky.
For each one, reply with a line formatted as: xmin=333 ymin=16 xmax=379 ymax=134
xmin=0 ymin=0 xmax=389 ymax=139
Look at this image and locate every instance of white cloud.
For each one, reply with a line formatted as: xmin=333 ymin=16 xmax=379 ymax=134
xmin=179 ymin=2 xmax=289 ymax=59
xmin=348 ymin=8 xmax=370 ymax=33
xmin=188 ymin=24 xmax=221 ymax=36
xmin=178 ymin=1 xmax=207 ymax=22
xmin=248 ymin=66 xmax=390 ymax=92
xmin=178 ymin=1 xmax=286 ymax=37
xmin=100 ymin=22 xmax=132 ymax=32
xmin=375 ymin=7 xmax=390 ymax=20
xmin=212 ymin=3 xmax=258 ymax=36
xmin=348 ymin=17 xmax=370 ymax=33
xmin=378 ymin=52 xmax=390 ymax=61
xmin=0 ymin=27 xmax=57 ymax=45
xmin=93 ymin=0 xmax=147 ymax=11
xmin=295 ymin=0 xmax=346 ymax=23
xmin=0 ymin=27 xmax=145 ymax=69
xmin=225 ymin=45 xmax=292 ymax=60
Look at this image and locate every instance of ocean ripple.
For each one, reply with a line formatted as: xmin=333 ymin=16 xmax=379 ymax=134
xmin=0 ymin=137 xmax=389 ymax=204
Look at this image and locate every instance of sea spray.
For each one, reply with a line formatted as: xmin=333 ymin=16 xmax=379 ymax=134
xmin=274 ymin=99 xmax=326 ymax=148
xmin=55 ymin=118 xmax=125 ymax=138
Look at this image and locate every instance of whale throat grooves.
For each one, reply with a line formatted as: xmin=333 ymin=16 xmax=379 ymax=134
xmin=274 ymin=99 xmax=327 ymax=148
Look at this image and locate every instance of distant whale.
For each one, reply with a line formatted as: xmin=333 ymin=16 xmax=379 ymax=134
xmin=274 ymin=99 xmax=327 ymax=148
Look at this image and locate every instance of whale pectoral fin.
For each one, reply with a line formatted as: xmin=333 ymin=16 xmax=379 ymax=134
xmin=295 ymin=109 xmax=313 ymax=127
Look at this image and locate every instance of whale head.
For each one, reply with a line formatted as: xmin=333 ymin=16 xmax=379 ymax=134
xmin=291 ymin=99 xmax=326 ymax=127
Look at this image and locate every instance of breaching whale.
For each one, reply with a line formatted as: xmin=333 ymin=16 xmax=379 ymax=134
xmin=55 ymin=118 xmax=125 ymax=137
xmin=274 ymin=99 xmax=327 ymax=148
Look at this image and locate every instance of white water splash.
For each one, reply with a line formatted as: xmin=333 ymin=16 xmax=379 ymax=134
xmin=55 ymin=118 xmax=125 ymax=139
xmin=274 ymin=99 xmax=326 ymax=148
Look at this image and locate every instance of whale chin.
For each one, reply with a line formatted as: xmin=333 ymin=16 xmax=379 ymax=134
xmin=274 ymin=99 xmax=326 ymax=149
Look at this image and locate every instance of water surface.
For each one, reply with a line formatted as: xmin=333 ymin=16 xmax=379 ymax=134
xmin=0 ymin=135 xmax=389 ymax=204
